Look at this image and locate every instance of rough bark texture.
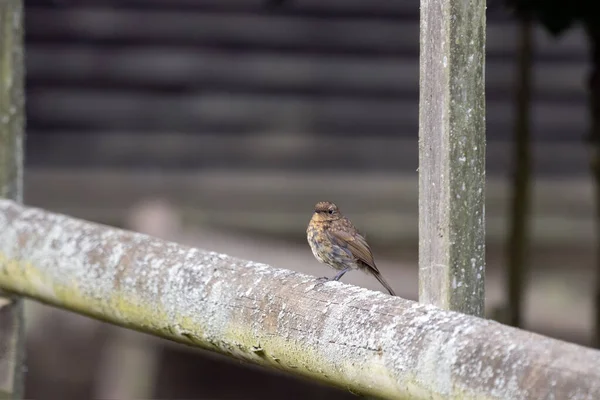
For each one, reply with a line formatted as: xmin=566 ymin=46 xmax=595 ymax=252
xmin=418 ymin=0 xmax=486 ymax=316
xmin=0 ymin=201 xmax=599 ymax=399
xmin=0 ymin=0 xmax=25 ymax=398
xmin=507 ymin=14 xmax=532 ymax=328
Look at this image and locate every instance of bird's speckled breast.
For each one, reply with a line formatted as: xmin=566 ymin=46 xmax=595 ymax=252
xmin=307 ymin=220 xmax=356 ymax=271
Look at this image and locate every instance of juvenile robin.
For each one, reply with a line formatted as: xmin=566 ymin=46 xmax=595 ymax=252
xmin=306 ymin=201 xmax=396 ymax=296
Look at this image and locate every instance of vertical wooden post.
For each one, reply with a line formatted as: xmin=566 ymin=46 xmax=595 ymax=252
xmin=507 ymin=14 xmax=533 ymax=327
xmin=0 ymin=0 xmax=25 ymax=398
xmin=418 ymin=0 xmax=486 ymax=316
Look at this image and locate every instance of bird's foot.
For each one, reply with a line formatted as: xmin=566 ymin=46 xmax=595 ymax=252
xmin=314 ymin=276 xmax=332 ymax=288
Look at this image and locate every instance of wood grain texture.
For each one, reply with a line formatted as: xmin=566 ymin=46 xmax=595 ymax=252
xmin=418 ymin=0 xmax=486 ymax=316
xmin=0 ymin=200 xmax=599 ymax=399
xmin=0 ymin=0 xmax=25 ymax=398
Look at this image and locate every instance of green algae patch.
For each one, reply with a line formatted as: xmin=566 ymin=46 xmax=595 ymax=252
xmin=0 ymin=253 xmax=201 ymax=344
xmin=223 ymin=322 xmax=406 ymax=399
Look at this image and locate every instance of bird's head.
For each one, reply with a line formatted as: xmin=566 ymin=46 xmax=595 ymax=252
xmin=312 ymin=201 xmax=342 ymax=222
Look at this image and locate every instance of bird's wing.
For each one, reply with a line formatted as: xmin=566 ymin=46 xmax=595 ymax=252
xmin=327 ymin=225 xmax=381 ymax=274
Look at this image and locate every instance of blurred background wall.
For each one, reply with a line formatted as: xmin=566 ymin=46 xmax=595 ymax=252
xmin=20 ymin=0 xmax=594 ymax=398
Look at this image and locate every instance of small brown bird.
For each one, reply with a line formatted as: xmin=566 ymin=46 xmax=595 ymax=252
xmin=306 ymin=201 xmax=396 ymax=296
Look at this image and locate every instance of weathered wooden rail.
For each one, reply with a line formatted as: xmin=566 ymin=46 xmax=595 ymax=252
xmin=0 ymin=199 xmax=599 ymax=399
xmin=1 ymin=0 xmax=599 ymax=398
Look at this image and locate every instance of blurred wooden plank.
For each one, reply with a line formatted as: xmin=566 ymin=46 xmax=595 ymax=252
xmin=29 ymin=0 xmax=419 ymax=16
xmin=22 ymin=169 xmax=595 ymax=248
xmin=26 ymin=89 xmax=586 ymax=140
xmin=23 ymin=134 xmax=591 ymax=177
xmin=26 ymin=46 xmax=586 ymax=99
xmin=26 ymin=89 xmax=420 ymax=132
xmin=27 ymin=46 xmax=418 ymax=96
xmin=26 ymin=8 xmax=586 ymax=59
xmin=25 ymin=8 xmax=420 ymax=56
xmin=24 ymin=168 xmax=593 ymax=218
xmin=22 ymin=4 xmax=588 ymax=154
xmin=28 ymin=0 xmax=513 ymax=20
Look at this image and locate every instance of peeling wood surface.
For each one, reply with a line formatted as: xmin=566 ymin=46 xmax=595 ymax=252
xmin=0 ymin=201 xmax=599 ymax=399
xmin=0 ymin=0 xmax=25 ymax=398
xmin=418 ymin=0 xmax=486 ymax=316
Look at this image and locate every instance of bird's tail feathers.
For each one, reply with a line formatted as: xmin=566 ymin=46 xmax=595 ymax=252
xmin=372 ymin=271 xmax=396 ymax=296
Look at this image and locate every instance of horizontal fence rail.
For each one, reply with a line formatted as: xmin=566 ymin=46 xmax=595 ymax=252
xmin=0 ymin=199 xmax=599 ymax=399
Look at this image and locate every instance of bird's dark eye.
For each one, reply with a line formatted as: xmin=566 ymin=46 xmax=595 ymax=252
xmin=328 ymin=209 xmax=334 ymax=214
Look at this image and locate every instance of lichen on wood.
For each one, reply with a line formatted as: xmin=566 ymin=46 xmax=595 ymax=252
xmin=0 ymin=200 xmax=599 ymax=399
xmin=0 ymin=1 xmax=25 ymax=398
xmin=418 ymin=0 xmax=486 ymax=316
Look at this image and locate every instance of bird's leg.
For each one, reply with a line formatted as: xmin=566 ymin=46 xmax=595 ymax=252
xmin=316 ymin=267 xmax=351 ymax=284
xmin=332 ymin=267 xmax=351 ymax=281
